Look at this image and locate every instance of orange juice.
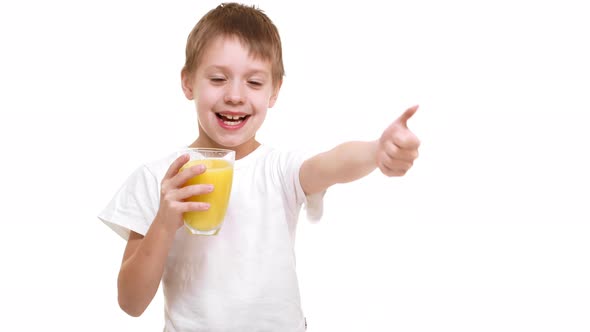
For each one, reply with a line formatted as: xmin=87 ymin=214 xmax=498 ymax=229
xmin=180 ymin=159 xmax=233 ymax=233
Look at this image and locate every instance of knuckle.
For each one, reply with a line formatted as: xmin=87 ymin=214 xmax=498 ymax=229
xmin=191 ymin=202 xmax=210 ymax=211
xmin=189 ymin=184 xmax=211 ymax=196
xmin=160 ymin=180 xmax=170 ymax=193
xmin=386 ymin=143 xmax=398 ymax=156
xmin=170 ymin=201 xmax=184 ymax=212
xmin=394 ymin=135 xmax=409 ymax=147
xmin=162 ymin=193 xmax=175 ymax=205
xmin=191 ymin=164 xmax=206 ymax=174
xmin=160 ymin=189 xmax=169 ymax=200
xmin=187 ymin=186 xmax=201 ymax=197
xmin=161 ymin=186 xmax=172 ymax=198
xmin=380 ymin=151 xmax=392 ymax=162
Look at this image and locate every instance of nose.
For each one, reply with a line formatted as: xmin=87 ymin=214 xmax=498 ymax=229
xmin=224 ymin=80 xmax=245 ymax=105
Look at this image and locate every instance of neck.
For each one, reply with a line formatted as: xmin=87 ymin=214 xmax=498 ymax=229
xmin=189 ymin=136 xmax=260 ymax=160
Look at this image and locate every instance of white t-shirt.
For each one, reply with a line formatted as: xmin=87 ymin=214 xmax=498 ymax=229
xmin=99 ymin=145 xmax=324 ymax=332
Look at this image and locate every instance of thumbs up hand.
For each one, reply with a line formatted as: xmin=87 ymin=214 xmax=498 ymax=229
xmin=376 ymin=105 xmax=421 ymax=177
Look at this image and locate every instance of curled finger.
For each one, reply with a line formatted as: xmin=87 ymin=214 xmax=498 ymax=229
xmin=163 ymin=154 xmax=190 ymax=181
xmin=181 ymin=201 xmax=211 ymax=213
xmin=172 ymin=184 xmax=215 ymax=202
xmin=170 ymin=163 xmax=207 ymax=189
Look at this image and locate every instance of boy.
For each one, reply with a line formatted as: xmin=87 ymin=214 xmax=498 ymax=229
xmin=99 ymin=3 xmax=420 ymax=331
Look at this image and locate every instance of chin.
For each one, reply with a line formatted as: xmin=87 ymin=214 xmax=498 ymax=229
xmin=213 ymin=136 xmax=251 ymax=149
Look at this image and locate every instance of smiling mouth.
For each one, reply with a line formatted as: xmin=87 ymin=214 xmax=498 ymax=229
xmin=215 ymin=113 xmax=250 ymax=126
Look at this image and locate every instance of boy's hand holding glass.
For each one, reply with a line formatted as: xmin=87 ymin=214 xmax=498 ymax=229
xmin=178 ymin=148 xmax=235 ymax=235
xmin=156 ymin=153 xmax=214 ymax=233
xmin=155 ymin=148 xmax=235 ymax=236
xmin=376 ymin=105 xmax=421 ymax=177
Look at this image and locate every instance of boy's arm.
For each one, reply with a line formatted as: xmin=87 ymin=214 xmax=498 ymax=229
xmin=117 ymin=155 xmax=212 ymax=317
xmin=117 ymin=222 xmax=176 ymax=317
xmin=300 ymin=105 xmax=420 ymax=195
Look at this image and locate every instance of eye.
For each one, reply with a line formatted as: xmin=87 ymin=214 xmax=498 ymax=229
xmin=248 ymin=80 xmax=263 ymax=87
xmin=210 ymin=77 xmax=226 ymax=83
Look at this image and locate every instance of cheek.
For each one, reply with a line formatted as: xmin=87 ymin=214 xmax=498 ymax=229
xmin=195 ymin=97 xmax=215 ymax=120
xmin=254 ymin=91 xmax=275 ymax=108
xmin=195 ymin=87 xmax=218 ymax=108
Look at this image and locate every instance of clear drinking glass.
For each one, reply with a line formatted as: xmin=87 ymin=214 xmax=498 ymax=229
xmin=179 ymin=148 xmax=235 ymax=235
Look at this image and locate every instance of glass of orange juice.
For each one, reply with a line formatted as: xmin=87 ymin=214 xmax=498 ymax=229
xmin=179 ymin=148 xmax=235 ymax=235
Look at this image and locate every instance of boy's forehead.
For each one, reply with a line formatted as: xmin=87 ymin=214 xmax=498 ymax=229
xmin=200 ymin=35 xmax=273 ymax=69
xmin=206 ymin=35 xmax=263 ymax=57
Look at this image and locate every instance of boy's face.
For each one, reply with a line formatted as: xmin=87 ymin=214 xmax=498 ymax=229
xmin=182 ymin=36 xmax=281 ymax=153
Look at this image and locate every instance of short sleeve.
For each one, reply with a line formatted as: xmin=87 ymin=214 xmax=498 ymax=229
xmin=278 ymin=150 xmax=325 ymax=223
xmin=98 ymin=165 xmax=160 ymax=240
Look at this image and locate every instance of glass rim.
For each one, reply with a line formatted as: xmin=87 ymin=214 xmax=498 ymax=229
xmin=181 ymin=147 xmax=235 ymax=154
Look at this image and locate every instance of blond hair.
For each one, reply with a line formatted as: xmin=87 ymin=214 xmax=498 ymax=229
xmin=182 ymin=3 xmax=284 ymax=86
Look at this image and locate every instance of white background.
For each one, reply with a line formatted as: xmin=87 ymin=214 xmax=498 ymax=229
xmin=1 ymin=0 xmax=589 ymax=331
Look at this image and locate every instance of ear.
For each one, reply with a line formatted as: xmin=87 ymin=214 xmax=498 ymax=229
xmin=268 ymin=79 xmax=283 ymax=108
xmin=181 ymin=69 xmax=195 ymax=100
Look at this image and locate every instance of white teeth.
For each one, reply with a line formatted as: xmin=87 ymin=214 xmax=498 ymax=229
xmin=218 ymin=114 xmax=247 ymax=120
xmin=217 ymin=113 xmax=247 ymax=126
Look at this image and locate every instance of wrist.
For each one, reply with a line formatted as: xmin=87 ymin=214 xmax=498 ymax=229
xmin=149 ymin=214 xmax=181 ymax=244
xmin=369 ymin=139 xmax=379 ymax=168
